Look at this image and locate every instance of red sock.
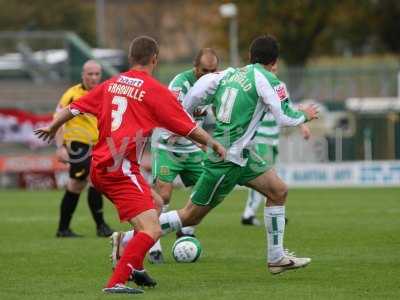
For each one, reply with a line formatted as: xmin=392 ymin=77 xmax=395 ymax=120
xmin=106 ymin=231 xmax=155 ymax=287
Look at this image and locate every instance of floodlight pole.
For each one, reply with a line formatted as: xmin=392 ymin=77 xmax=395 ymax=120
xmin=230 ymin=16 xmax=240 ymax=67
xmin=220 ymin=3 xmax=240 ymax=67
xmin=335 ymin=128 xmax=343 ymax=162
xmin=398 ymin=70 xmax=400 ymax=99
xmin=363 ymin=128 xmax=372 ymax=161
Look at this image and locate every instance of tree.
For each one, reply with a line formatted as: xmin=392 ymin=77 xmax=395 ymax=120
xmin=213 ymin=0 xmax=338 ymax=67
xmin=372 ymin=0 xmax=400 ymax=53
xmin=0 ymin=0 xmax=95 ymax=44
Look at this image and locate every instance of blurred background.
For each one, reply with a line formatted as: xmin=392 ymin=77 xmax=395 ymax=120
xmin=0 ymin=0 xmax=399 ymax=189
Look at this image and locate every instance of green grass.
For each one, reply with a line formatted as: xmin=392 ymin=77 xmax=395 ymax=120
xmin=0 ymin=188 xmax=399 ymax=300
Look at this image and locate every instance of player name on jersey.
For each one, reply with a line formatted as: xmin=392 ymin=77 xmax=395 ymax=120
xmin=221 ymin=69 xmax=252 ymax=91
xmin=108 ymin=82 xmax=146 ymax=101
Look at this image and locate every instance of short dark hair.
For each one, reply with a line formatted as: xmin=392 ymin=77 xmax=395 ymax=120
xmin=128 ymin=36 xmax=159 ymax=66
xmin=249 ymin=35 xmax=279 ymax=65
xmin=194 ymin=48 xmax=218 ymax=67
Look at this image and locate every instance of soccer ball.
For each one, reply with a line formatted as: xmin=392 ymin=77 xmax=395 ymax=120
xmin=172 ymin=236 xmax=202 ymax=263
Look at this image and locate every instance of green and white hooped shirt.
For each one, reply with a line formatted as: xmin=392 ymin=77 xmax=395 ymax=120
xmin=183 ymin=64 xmax=306 ymax=166
xmin=152 ymin=69 xmax=204 ymax=153
xmin=253 ymin=112 xmax=280 ymax=146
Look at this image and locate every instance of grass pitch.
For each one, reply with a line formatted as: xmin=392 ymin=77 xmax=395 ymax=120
xmin=0 ymin=187 xmax=399 ymax=300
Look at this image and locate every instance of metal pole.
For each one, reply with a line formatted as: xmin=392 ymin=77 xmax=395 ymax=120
xmin=387 ymin=113 xmax=397 ymax=159
xmin=220 ymin=3 xmax=239 ymax=67
xmin=229 ymin=16 xmax=239 ymax=67
xmin=335 ymin=128 xmax=343 ymax=162
xmin=398 ymin=70 xmax=400 ymax=99
xmin=363 ymin=128 xmax=372 ymax=161
xmin=96 ymin=0 xmax=106 ymax=47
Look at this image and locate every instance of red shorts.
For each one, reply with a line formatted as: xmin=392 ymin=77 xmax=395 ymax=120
xmin=90 ymin=159 xmax=155 ymax=222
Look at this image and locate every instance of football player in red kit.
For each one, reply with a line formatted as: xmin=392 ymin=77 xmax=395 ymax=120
xmin=35 ymin=36 xmax=226 ymax=294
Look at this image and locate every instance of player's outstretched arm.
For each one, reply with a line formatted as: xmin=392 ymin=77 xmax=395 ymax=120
xmin=272 ymin=99 xmax=318 ymax=126
xmin=34 ymin=107 xmax=75 ymax=143
xmin=187 ymin=127 xmax=226 ymax=160
xmin=255 ymin=70 xmax=319 ymax=126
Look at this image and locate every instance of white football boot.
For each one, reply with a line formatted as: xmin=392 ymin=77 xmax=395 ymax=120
xmin=268 ymin=250 xmax=311 ymax=275
xmin=103 ymin=283 xmax=143 ymax=294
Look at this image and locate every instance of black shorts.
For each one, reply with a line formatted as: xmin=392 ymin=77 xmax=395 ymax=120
xmin=67 ymin=141 xmax=92 ymax=181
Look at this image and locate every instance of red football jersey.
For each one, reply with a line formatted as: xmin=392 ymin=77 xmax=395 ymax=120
xmin=69 ymin=70 xmax=196 ymax=171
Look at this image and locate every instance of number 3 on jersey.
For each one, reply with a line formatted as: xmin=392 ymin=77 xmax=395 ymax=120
xmin=111 ymin=96 xmax=128 ymax=131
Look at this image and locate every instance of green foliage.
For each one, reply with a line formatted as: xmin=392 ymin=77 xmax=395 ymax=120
xmin=0 ymin=187 xmax=399 ymax=299
xmin=0 ymin=0 xmax=95 ymax=45
xmin=371 ymin=0 xmax=400 ymax=53
xmin=214 ymin=0 xmax=400 ymax=67
xmin=216 ymin=0 xmax=337 ymax=66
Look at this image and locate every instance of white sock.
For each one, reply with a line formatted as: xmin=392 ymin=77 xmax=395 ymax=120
xmin=122 ymin=230 xmax=134 ymax=247
xmin=243 ymin=189 xmax=264 ymax=219
xmin=162 ymin=204 xmax=169 ymax=213
xmin=159 ymin=210 xmax=182 ymax=235
xmin=149 ymin=239 xmax=162 ymax=253
xmin=180 ymin=226 xmax=195 ymax=236
xmin=264 ymin=206 xmax=285 ymax=263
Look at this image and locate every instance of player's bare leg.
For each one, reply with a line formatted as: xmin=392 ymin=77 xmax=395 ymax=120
xmin=178 ymin=201 xmax=212 ymax=226
xmin=115 ymin=199 xmax=211 ymax=264
xmin=147 ymin=184 xmax=168 ymax=263
xmin=105 ymin=209 xmax=160 ymax=293
xmin=159 ymin=200 xmax=212 ymax=236
xmin=148 ymin=179 xmax=197 ymax=263
xmin=68 ymin=178 xmax=87 ymax=194
xmin=245 ymin=168 xmax=311 ymax=274
xmin=110 ymin=188 xmax=164 ymax=266
xmin=153 ymin=179 xmax=173 ymax=211
xmin=151 ymin=188 xmax=164 ymax=215
xmin=154 ymin=178 xmax=197 ymax=237
xmin=128 ymin=209 xmax=160 ymax=287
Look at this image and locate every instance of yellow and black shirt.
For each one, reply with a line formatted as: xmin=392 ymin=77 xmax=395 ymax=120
xmin=56 ymin=83 xmax=98 ymax=145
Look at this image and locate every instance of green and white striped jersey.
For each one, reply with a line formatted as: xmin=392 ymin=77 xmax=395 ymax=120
xmin=184 ymin=63 xmax=306 ymax=166
xmin=253 ymin=112 xmax=280 ymax=146
xmin=152 ymin=69 xmax=201 ymax=153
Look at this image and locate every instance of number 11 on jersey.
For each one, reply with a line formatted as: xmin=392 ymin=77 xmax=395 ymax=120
xmin=217 ymin=87 xmax=238 ymax=124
